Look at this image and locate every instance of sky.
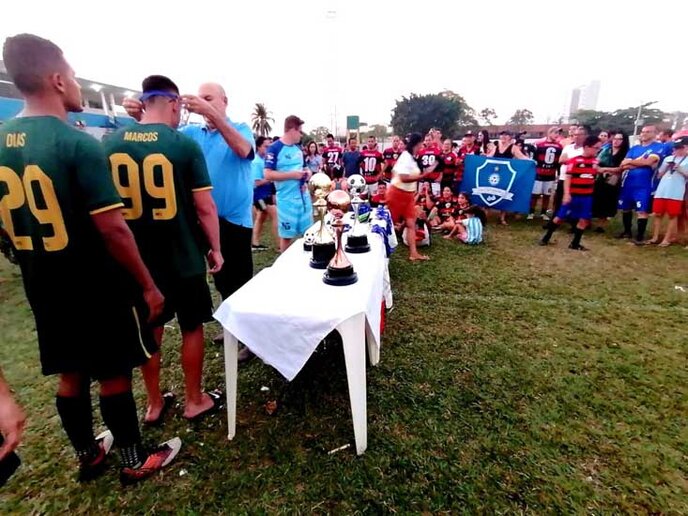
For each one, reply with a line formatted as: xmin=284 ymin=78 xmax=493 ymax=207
xmin=1 ymin=0 xmax=686 ymax=134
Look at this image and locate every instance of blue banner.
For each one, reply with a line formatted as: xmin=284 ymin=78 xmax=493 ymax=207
xmin=459 ymin=155 xmax=537 ymax=213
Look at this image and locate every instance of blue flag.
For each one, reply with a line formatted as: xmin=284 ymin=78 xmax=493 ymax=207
xmin=459 ymin=155 xmax=537 ymax=214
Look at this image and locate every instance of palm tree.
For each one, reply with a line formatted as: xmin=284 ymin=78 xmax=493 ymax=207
xmin=251 ymin=103 xmax=274 ymax=137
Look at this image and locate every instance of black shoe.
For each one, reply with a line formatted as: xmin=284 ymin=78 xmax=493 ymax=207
xmin=238 ymin=346 xmax=255 ymax=363
xmin=594 ymin=227 xmax=605 ymax=234
xmin=568 ymin=244 xmax=589 ymax=251
xmin=78 ymin=431 xmax=114 ymax=482
xmin=539 ymin=239 xmax=549 ymax=246
xmin=616 ymin=232 xmax=632 ymax=239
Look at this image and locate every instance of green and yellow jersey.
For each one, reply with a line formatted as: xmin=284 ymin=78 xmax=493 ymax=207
xmin=102 ymin=124 xmax=212 ymax=281
xmin=0 ymin=116 xmax=126 ymax=302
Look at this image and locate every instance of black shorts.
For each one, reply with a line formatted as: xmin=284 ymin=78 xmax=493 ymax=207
xmin=253 ymin=197 xmax=274 ymax=211
xmin=30 ymin=287 xmax=157 ymax=380
xmin=154 ymin=274 xmax=214 ymax=332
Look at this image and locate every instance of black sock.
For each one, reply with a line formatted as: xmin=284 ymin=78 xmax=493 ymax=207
xmin=637 ymin=218 xmax=648 ymax=241
xmin=99 ymin=392 xmax=144 ymax=468
xmin=56 ymin=395 xmax=98 ymax=461
xmin=622 ymin=211 xmax=632 ymax=234
xmin=541 ymin=221 xmax=559 ymax=243
xmin=571 ymin=227 xmax=584 ymax=248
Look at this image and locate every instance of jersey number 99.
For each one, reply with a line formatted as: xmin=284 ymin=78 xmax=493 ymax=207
xmin=109 ymin=153 xmax=177 ymax=220
xmin=0 ymin=165 xmax=68 ymax=252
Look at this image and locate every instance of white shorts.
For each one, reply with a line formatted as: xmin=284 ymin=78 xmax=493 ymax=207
xmin=532 ymin=180 xmax=555 ymax=196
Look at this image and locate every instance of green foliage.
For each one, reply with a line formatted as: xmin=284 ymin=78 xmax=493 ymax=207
xmin=251 ymin=103 xmax=274 ymax=137
xmin=391 ymin=91 xmax=477 ymax=139
xmin=479 ymin=107 xmax=498 ymax=127
xmin=507 ymin=108 xmax=534 ymax=129
xmin=305 ymin=126 xmax=331 ymax=144
xmin=361 ymin=124 xmax=389 ymax=140
xmin=573 ymin=107 xmax=668 ymax=134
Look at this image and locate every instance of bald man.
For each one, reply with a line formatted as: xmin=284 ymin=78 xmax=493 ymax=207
xmin=124 ymin=84 xmax=255 ymax=346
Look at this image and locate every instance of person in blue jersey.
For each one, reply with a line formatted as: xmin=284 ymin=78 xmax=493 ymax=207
xmin=251 ymin=136 xmax=277 ymax=250
xmin=264 ymin=115 xmax=312 ymax=252
xmin=618 ymin=125 xmax=666 ymax=243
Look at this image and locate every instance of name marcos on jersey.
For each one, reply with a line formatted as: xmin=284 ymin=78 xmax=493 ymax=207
xmin=122 ymin=131 xmax=159 ymax=143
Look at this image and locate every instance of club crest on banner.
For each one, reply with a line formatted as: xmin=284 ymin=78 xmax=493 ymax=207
xmin=473 ymin=159 xmax=516 ymax=207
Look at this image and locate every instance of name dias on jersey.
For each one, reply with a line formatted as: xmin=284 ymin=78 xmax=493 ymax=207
xmin=5 ymin=133 xmax=26 ymax=147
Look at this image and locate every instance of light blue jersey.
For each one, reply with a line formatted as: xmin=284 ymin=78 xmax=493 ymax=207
xmin=463 ymin=217 xmax=483 ymax=245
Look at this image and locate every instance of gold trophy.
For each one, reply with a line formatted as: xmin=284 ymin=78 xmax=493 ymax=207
xmin=323 ymin=190 xmax=358 ymax=286
xmin=308 ymin=172 xmax=336 ymax=269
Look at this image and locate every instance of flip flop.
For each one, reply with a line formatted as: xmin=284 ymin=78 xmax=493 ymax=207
xmin=184 ymin=389 xmax=223 ymax=422
xmin=143 ymin=392 xmax=176 ymax=427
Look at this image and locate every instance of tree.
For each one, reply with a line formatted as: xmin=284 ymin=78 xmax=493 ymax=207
xmin=390 ymin=92 xmax=476 ymax=139
xmin=573 ymin=107 xmax=667 ymax=135
xmin=479 ymin=107 xmax=498 ymax=127
xmin=361 ymin=124 xmax=389 ymax=140
xmin=251 ymin=103 xmax=274 ymax=137
xmin=305 ymin=126 xmax=331 ymax=143
xmin=506 ymin=109 xmax=534 ymax=130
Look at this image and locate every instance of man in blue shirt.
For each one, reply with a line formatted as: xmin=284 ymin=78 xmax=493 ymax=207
xmin=123 ymin=84 xmax=255 ymax=302
xmin=180 ymin=85 xmax=255 ymax=300
xmin=342 ymin=137 xmax=362 ymax=177
xmin=264 ymin=115 xmax=312 ymax=252
xmin=618 ymin=125 xmax=665 ymax=243
xmin=251 ymin=136 xmax=277 ymax=251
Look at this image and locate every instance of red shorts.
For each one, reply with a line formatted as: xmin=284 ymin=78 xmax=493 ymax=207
xmin=386 ymin=185 xmax=417 ymax=223
xmin=652 ymin=198 xmax=683 ymax=217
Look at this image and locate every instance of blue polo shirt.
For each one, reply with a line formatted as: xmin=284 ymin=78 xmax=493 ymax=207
xmin=180 ymin=119 xmax=255 ymax=228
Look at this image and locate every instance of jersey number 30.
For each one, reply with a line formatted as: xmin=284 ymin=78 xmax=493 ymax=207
xmin=109 ymin=153 xmax=177 ymax=220
xmin=0 ymin=165 xmax=68 ymax=252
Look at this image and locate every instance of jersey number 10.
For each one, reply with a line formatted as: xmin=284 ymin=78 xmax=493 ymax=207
xmin=0 ymin=165 xmax=68 ymax=252
xmin=109 ymin=153 xmax=177 ymax=221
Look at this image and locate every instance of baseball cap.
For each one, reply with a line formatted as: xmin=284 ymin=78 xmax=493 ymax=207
xmin=673 ymin=136 xmax=688 ymax=148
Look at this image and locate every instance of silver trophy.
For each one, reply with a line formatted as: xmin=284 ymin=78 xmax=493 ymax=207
xmin=344 ymin=174 xmax=370 ymax=253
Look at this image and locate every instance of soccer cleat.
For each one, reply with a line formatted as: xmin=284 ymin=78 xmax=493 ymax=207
xmin=526 ymin=213 xmax=535 ymax=220
xmin=568 ymin=244 xmax=589 ymax=251
xmin=77 ymin=430 xmax=114 ymax=482
xmin=541 ymin=213 xmax=550 ymax=221
xmin=538 ymin=238 xmax=549 ymax=246
xmin=120 ymin=437 xmax=182 ymax=486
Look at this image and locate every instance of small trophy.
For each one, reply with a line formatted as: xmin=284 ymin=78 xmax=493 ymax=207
xmin=308 ymin=172 xmax=336 ymax=269
xmin=323 ymin=190 xmax=358 ymax=286
xmin=344 ymin=174 xmax=370 ymax=254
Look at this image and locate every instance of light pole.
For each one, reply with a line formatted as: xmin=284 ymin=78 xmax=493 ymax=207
xmin=633 ymin=101 xmax=657 ymax=137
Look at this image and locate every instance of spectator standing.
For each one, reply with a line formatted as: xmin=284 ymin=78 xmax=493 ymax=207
xmin=342 ymin=137 xmax=361 ymax=177
xmin=304 ymin=141 xmax=323 ymax=174
xmin=251 ymin=136 xmax=278 ymax=250
xmin=592 ymin=131 xmax=629 ymax=232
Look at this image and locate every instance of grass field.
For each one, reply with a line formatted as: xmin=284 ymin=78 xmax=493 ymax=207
xmin=1 ymin=219 xmax=687 ymax=513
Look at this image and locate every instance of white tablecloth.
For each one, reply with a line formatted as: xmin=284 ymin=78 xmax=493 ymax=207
xmin=214 ymin=231 xmax=388 ymax=381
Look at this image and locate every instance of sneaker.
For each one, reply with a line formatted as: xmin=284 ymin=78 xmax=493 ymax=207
xmin=568 ymin=244 xmax=589 ymax=251
xmin=78 ymin=430 xmax=114 ymax=482
xmin=120 ymin=437 xmax=182 ymax=486
xmin=538 ymin=239 xmax=549 ymax=246
xmin=526 ymin=213 xmax=535 ymax=220
xmin=541 ymin=214 xmax=551 ymax=221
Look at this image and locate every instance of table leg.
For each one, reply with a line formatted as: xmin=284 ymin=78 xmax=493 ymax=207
xmin=365 ymin=321 xmax=380 ymax=366
xmin=223 ymin=329 xmax=238 ymax=440
xmin=338 ymin=313 xmax=367 ymax=455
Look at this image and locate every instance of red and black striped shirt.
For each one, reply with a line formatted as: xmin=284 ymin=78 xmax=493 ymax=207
xmin=566 ymin=156 xmax=598 ymax=196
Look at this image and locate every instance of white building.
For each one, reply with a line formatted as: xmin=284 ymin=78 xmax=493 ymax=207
xmin=567 ymin=80 xmax=601 ymax=120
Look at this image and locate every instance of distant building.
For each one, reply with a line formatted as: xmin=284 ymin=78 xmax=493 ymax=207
xmin=567 ymin=80 xmax=601 ymax=121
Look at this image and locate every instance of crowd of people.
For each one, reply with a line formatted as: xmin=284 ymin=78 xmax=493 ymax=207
xmin=1 ymin=31 xmax=687 ymax=489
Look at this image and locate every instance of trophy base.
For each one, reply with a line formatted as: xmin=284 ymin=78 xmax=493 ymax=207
xmin=303 ymin=242 xmax=313 ymax=252
xmin=310 ymin=242 xmax=336 ymax=269
xmin=323 ymin=264 xmax=358 ymax=286
xmin=345 ymin=234 xmax=370 ymax=254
